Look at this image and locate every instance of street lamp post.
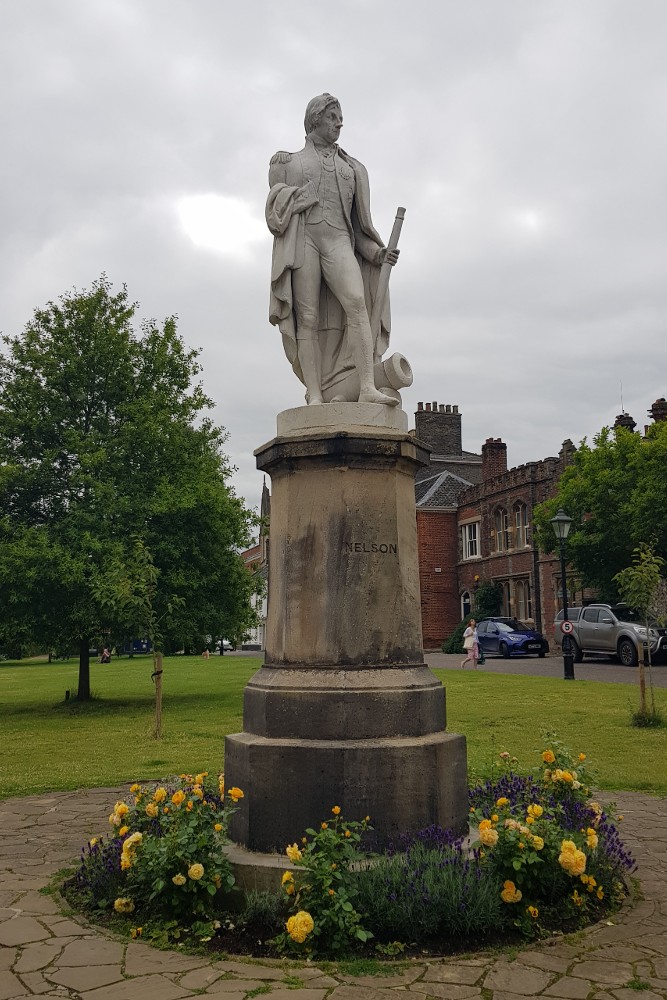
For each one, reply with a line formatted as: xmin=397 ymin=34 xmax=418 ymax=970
xmin=550 ymin=508 xmax=575 ymax=681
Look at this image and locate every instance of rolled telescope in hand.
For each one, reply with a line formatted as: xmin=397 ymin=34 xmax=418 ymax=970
xmin=370 ymin=207 xmax=406 ymax=341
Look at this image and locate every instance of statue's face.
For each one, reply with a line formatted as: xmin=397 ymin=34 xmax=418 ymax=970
xmin=312 ymin=103 xmax=343 ymax=144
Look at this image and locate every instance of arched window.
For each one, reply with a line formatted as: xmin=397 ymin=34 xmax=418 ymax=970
xmin=515 ymin=579 xmax=532 ymax=620
xmin=494 ymin=507 xmax=510 ymax=552
xmin=514 ymin=503 xmax=529 ymax=548
xmin=461 ymin=591 xmax=471 ymax=619
xmin=501 ymin=580 xmax=511 ymax=616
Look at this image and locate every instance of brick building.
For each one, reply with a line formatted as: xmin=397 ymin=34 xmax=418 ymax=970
xmin=414 ymin=401 xmax=570 ymax=649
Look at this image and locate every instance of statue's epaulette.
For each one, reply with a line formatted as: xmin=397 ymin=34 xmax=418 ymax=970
xmin=270 ymin=151 xmax=292 ymax=165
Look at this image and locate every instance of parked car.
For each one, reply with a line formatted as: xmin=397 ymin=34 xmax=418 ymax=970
xmin=216 ymin=639 xmax=235 ymax=652
xmin=553 ymin=604 xmax=667 ymax=666
xmin=477 ymin=618 xmax=549 ymax=658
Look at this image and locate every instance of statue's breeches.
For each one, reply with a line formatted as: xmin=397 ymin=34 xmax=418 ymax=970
xmin=292 ymin=222 xmax=369 ymax=341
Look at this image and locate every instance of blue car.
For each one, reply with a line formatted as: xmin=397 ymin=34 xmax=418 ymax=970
xmin=477 ymin=617 xmax=549 ymax=658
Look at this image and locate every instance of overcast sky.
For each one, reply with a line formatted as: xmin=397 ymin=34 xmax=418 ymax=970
xmin=2 ymin=1 xmax=666 ymax=520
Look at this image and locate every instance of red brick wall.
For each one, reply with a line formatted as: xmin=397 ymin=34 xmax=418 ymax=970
xmin=416 ymin=509 xmax=460 ymax=649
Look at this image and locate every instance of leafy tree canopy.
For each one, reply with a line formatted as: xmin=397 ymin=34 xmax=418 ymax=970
xmin=0 ymin=276 xmax=258 ymax=695
xmin=533 ymin=422 xmax=667 ymax=599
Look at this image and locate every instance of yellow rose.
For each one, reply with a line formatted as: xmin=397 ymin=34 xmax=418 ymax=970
xmin=587 ymin=830 xmax=599 ymax=850
xmin=559 ymin=840 xmax=586 ymax=876
xmin=496 ymin=797 xmax=509 ymax=806
xmin=172 ymin=873 xmax=187 ymax=885
xmin=130 ymin=783 xmax=141 ymax=793
xmin=286 ymin=843 xmax=302 ymax=862
xmin=118 ymin=826 xmax=129 ymax=837
xmin=491 ymin=814 xmax=499 ymax=823
xmin=145 ymin=803 xmax=158 ymax=818
xmin=115 ymin=802 xmax=129 ymax=817
xmin=113 ymin=897 xmax=135 ymax=913
xmin=188 ymin=863 xmax=204 ymax=880
xmin=192 ymin=785 xmax=204 ymax=799
xmin=332 ymin=805 xmax=341 ymax=815
xmin=478 ymin=818 xmax=493 ymax=831
xmin=195 ymin=772 xmax=208 ymax=784
xmin=228 ymin=787 xmax=244 ymax=803
xmin=500 ymin=880 xmax=522 ymax=903
xmin=479 ymin=827 xmax=498 ymax=847
xmin=153 ymin=787 xmax=167 ymax=803
xmin=214 ymin=823 xmax=223 ymax=832
xmin=527 ymin=804 xmax=543 ymax=819
xmin=171 ymin=790 xmax=185 ymax=806
xmin=531 ymin=836 xmax=545 ymax=851
xmin=542 ymin=749 xmax=556 ymax=764
xmin=286 ymin=910 xmax=314 ymax=943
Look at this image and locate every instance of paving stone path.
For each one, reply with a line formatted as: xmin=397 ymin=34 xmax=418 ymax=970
xmin=0 ymin=787 xmax=665 ymax=1000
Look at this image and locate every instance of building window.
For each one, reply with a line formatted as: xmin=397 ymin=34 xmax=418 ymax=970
xmin=514 ymin=503 xmax=529 ymax=548
xmin=500 ymin=580 xmax=511 ymax=616
xmin=460 ymin=521 xmax=479 ymax=559
xmin=493 ymin=508 xmax=510 ymax=552
xmin=461 ymin=591 xmax=471 ymax=618
xmin=515 ymin=579 xmax=532 ymax=620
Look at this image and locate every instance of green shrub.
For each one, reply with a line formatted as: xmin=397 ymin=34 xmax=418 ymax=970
xmin=274 ymin=807 xmax=373 ymax=955
xmin=71 ymin=771 xmax=242 ymax=940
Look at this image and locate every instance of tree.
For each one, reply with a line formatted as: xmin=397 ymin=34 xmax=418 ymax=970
xmin=0 ymin=276 xmax=257 ymax=698
xmin=533 ymin=422 xmax=667 ymax=597
xmin=614 ymin=543 xmax=665 ymax=723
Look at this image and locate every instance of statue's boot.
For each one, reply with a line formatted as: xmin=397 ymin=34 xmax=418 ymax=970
xmin=349 ymin=319 xmax=399 ymax=406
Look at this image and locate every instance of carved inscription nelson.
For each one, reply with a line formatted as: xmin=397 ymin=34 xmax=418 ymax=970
xmin=345 ymin=542 xmax=398 ymax=554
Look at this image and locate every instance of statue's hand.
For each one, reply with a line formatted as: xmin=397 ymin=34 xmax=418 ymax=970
xmin=379 ymin=247 xmax=400 ymax=266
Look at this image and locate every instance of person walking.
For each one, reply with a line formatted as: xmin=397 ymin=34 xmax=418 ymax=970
xmin=460 ymin=619 xmax=479 ymax=669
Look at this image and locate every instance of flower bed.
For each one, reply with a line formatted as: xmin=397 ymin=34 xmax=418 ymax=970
xmin=63 ymin=737 xmax=635 ymax=957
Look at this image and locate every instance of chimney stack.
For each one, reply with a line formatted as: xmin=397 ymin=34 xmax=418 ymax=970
xmin=614 ymin=412 xmax=637 ymax=433
xmin=481 ymin=437 xmax=507 ymax=480
xmin=414 ymin=401 xmax=463 ymax=456
xmin=649 ymin=397 xmax=667 ymax=423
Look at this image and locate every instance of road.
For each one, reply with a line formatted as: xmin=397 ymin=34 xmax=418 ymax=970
xmin=425 ymin=650 xmax=667 ymax=687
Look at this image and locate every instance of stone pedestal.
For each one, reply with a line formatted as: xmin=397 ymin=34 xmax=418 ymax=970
xmin=225 ymin=405 xmax=467 ymax=852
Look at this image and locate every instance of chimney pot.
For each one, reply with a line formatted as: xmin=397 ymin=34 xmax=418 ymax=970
xmin=432 ymin=401 xmax=438 ymax=411
xmin=417 ymin=402 xmax=423 ymax=411
xmin=425 ymin=403 xmax=431 ymax=411
xmin=453 ymin=405 xmax=459 ymax=413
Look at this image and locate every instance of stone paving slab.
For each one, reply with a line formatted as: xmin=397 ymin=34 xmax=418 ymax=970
xmin=1 ymin=787 xmax=667 ymax=1000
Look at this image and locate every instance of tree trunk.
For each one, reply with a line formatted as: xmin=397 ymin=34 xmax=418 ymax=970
xmin=638 ymin=660 xmax=647 ymax=716
xmin=77 ymin=638 xmax=91 ymax=701
xmin=152 ymin=651 xmax=164 ymax=739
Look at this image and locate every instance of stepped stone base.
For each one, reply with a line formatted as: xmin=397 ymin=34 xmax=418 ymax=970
xmin=225 ymin=416 xmax=468 ymax=853
xmin=226 ymin=728 xmax=468 ymax=853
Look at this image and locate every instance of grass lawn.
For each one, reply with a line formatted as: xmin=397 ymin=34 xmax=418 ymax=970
xmin=1 ymin=655 xmax=666 ymax=799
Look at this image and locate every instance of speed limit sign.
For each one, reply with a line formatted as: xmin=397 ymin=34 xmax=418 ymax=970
xmin=561 ymin=620 xmax=574 ymax=635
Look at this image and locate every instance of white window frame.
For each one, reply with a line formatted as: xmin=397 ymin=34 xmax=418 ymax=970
xmin=460 ymin=521 xmax=480 ymax=560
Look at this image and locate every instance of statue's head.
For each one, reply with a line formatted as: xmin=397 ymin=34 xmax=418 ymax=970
xmin=304 ymin=93 xmax=341 ymax=136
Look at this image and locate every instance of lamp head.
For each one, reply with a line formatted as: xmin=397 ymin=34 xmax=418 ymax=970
xmin=550 ymin=508 xmax=572 ymax=541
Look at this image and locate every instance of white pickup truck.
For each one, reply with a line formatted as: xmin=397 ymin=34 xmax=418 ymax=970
xmin=554 ymin=604 xmax=667 ymax=666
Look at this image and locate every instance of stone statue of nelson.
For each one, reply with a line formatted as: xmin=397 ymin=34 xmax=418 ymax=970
xmin=266 ymin=93 xmax=400 ymax=406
